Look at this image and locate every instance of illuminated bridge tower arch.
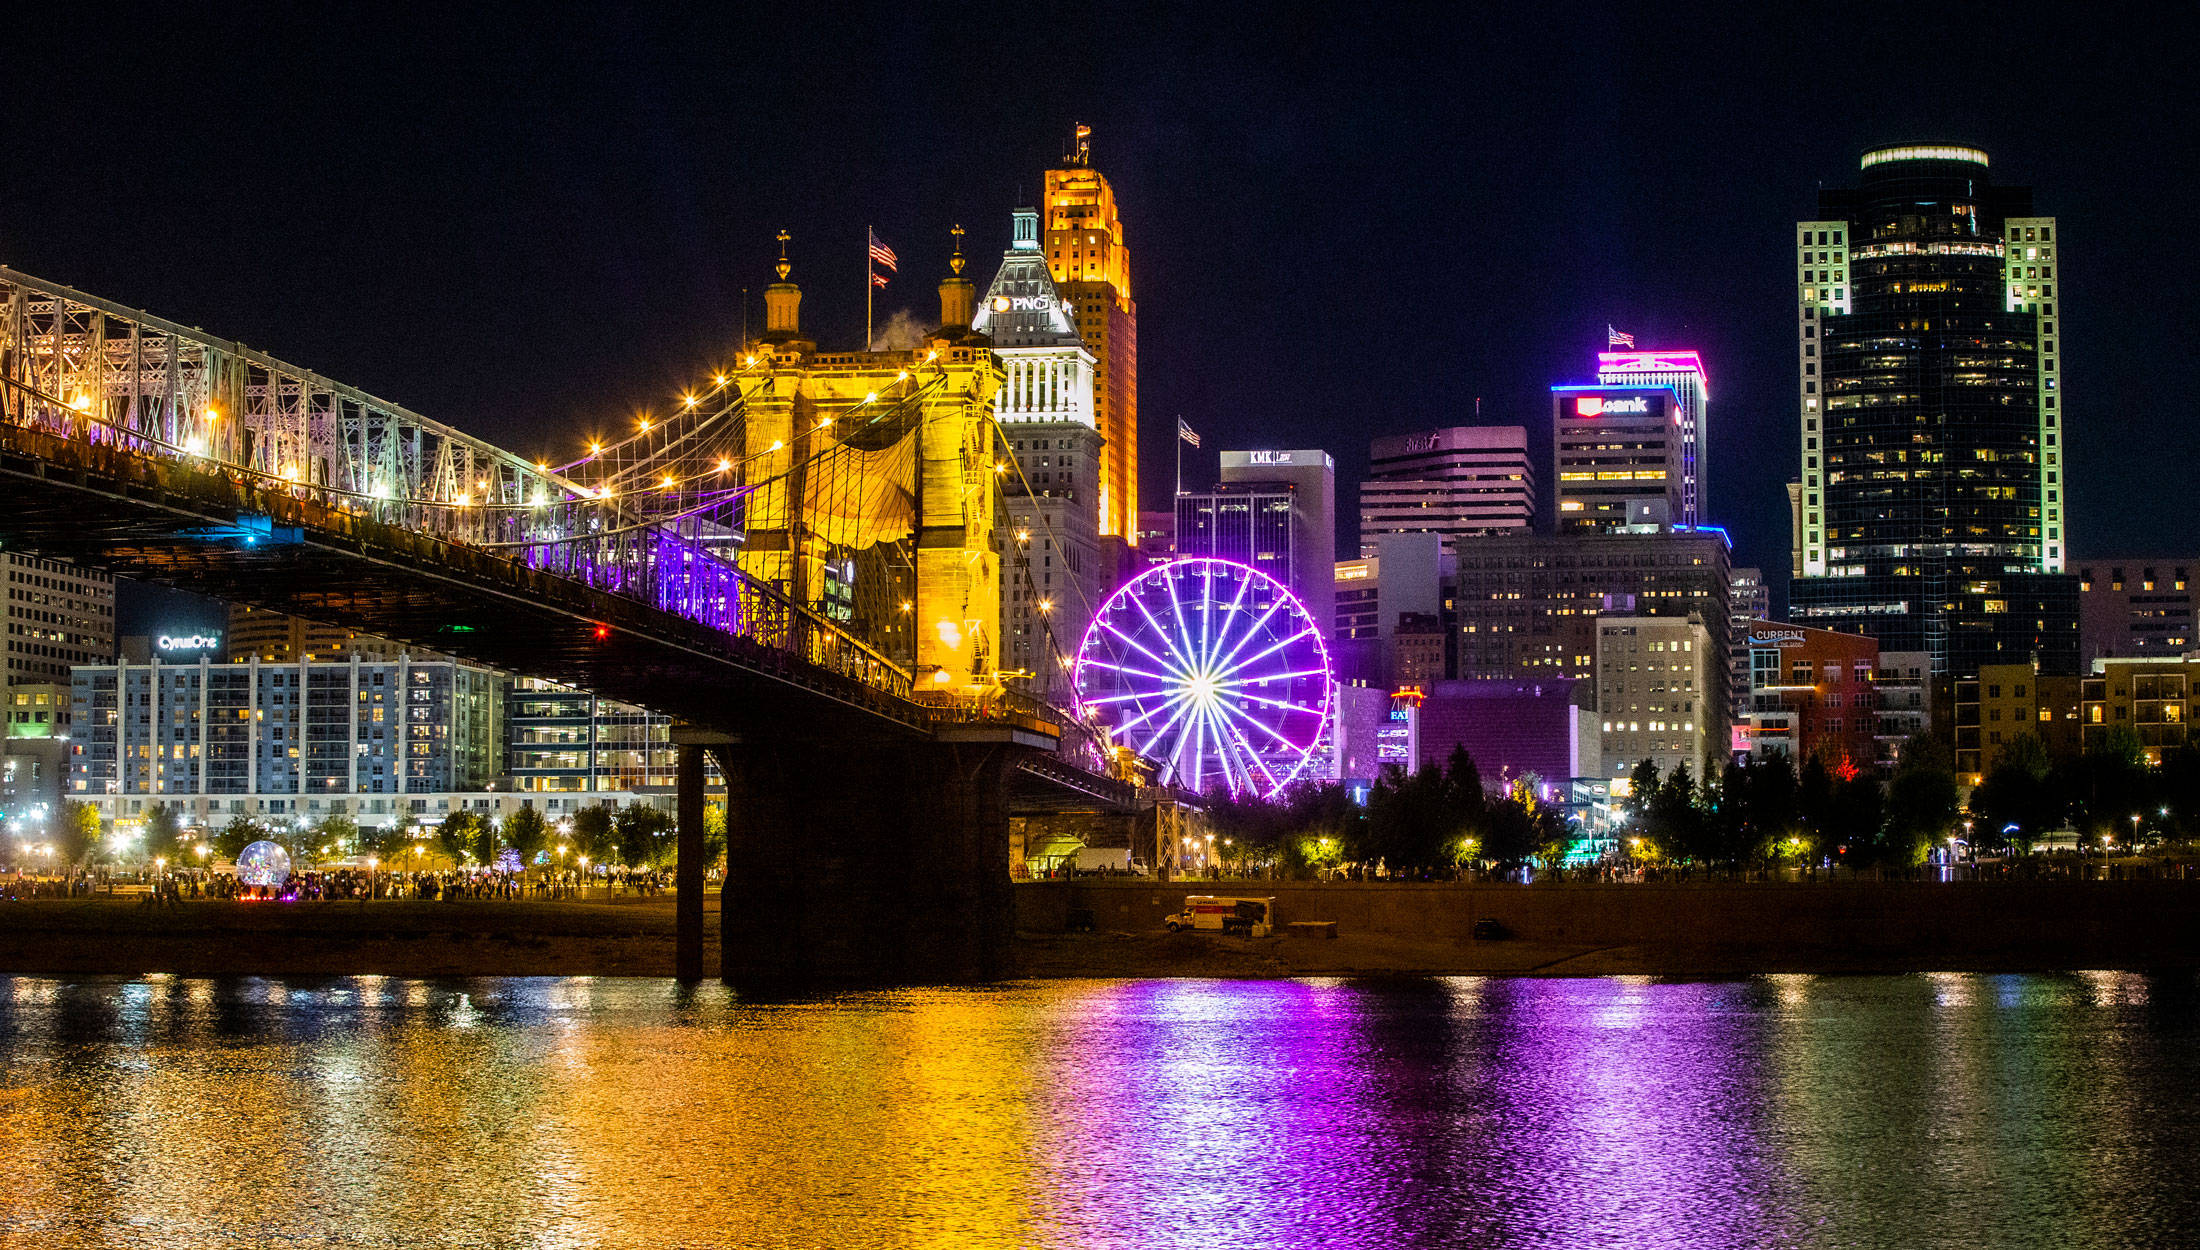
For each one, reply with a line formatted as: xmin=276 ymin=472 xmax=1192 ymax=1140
xmin=736 ymin=250 xmax=1005 ymax=689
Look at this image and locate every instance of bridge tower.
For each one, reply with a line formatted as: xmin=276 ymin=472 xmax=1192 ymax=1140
xmin=735 ymin=242 xmax=1005 ymax=688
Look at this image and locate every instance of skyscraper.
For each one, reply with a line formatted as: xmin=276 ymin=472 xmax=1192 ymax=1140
xmin=1360 ymin=425 xmax=1532 ymax=554
xmin=1218 ymin=448 xmax=1336 ymax=630
xmin=1551 ymin=385 xmax=1686 ymax=532
xmin=1787 ymin=143 xmax=2076 ymax=677
xmin=972 ymin=208 xmax=1107 ymax=702
xmin=1044 ymin=126 xmax=1137 ymax=541
xmin=1596 ymin=350 xmax=1708 ymax=525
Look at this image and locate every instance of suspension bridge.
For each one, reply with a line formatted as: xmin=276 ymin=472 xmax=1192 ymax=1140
xmin=0 ymin=256 xmax=1133 ymax=982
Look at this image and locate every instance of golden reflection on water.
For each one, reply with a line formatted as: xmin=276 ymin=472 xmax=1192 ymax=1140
xmin=0 ymin=973 xmax=2198 ymax=1249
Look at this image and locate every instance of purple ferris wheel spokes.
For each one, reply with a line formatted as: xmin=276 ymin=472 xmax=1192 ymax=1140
xmin=1072 ymin=557 xmax=1335 ymax=797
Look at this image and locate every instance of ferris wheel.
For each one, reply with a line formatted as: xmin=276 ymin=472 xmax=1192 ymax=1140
xmin=1073 ymin=557 xmax=1335 ymax=797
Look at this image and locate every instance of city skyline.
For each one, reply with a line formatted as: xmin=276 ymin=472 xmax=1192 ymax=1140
xmin=7 ymin=7 xmax=2187 ymax=648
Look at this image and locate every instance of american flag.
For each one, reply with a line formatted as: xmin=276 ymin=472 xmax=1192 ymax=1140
xmin=868 ymin=228 xmax=897 ymax=282
xmin=1608 ymin=324 xmax=1635 ymax=348
xmin=1178 ymin=417 xmax=1200 ymax=448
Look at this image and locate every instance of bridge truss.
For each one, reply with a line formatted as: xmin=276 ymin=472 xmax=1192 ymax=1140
xmin=0 ymin=265 xmax=993 ymax=713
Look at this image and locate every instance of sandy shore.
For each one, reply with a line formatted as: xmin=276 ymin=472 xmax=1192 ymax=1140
xmin=4 ymin=893 xmax=2194 ymax=980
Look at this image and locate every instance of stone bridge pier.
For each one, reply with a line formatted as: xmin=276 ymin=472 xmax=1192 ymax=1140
xmin=673 ymin=727 xmax=1038 ymax=984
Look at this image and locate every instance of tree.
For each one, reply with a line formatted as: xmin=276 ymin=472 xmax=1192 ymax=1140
xmin=704 ymin=804 xmax=728 ymax=871
xmin=314 ymin=813 xmax=361 ymax=861
xmin=439 ymin=810 xmax=489 ymax=865
xmin=613 ymin=804 xmax=675 ymax=868
xmin=2063 ymin=725 xmax=2151 ymax=845
xmin=213 ymin=814 xmax=264 ymax=861
xmin=143 ymin=805 xmax=183 ymax=865
xmin=502 ymin=805 xmax=551 ymax=869
xmin=1820 ymin=763 xmax=1888 ymax=870
xmin=1968 ymin=731 xmax=2061 ymax=854
xmin=1884 ymin=735 xmax=1959 ymax=866
xmin=55 ymin=800 xmax=102 ymax=868
xmin=570 ymin=805 xmax=614 ymax=863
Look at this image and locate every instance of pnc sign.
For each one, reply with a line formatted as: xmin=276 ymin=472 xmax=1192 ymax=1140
xmin=1576 ymin=396 xmax=1650 ymax=417
xmin=991 ymin=295 xmax=1055 ymax=313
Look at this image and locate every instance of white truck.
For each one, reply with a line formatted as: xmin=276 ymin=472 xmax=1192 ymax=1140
xmin=1164 ymin=895 xmax=1276 ymax=937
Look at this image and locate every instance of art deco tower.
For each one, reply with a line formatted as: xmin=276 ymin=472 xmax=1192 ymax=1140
xmin=1044 ymin=125 xmax=1138 ymax=541
xmin=1787 ymin=143 xmax=2075 ymax=676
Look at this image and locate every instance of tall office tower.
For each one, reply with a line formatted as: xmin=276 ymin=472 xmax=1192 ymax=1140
xmin=3 ymin=555 xmax=113 ymax=684
xmin=1728 ymin=568 xmax=1771 ymax=723
xmin=974 ymin=208 xmax=1108 ymax=701
xmin=1360 ymin=425 xmax=1532 ymax=554
xmin=1788 ymin=143 xmax=2076 ymax=677
xmin=1218 ymin=449 xmax=1336 ymax=632
xmin=1551 ymin=385 xmax=1686 ymax=531
xmin=1045 ymin=127 xmax=1137 ymax=541
xmin=1596 ymin=351 xmax=1708 ymax=525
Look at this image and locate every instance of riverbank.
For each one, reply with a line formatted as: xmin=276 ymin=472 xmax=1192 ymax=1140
xmin=6 ymin=878 xmax=2200 ymax=979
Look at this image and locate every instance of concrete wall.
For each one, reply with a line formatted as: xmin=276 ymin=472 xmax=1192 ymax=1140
xmin=1018 ymin=878 xmax=2200 ymax=955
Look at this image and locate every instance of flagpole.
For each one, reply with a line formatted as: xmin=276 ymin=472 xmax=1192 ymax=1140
xmin=866 ymin=225 xmax=873 ymax=349
xmin=1175 ymin=416 xmax=1182 ymax=500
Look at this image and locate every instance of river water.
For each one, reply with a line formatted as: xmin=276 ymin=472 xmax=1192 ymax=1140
xmin=2 ymin=973 xmax=2196 ymax=1249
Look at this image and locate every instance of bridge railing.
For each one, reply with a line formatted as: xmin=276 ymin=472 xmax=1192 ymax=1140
xmin=0 ymin=265 xmax=919 ymax=704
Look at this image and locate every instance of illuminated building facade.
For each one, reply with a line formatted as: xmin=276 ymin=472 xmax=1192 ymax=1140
xmin=1045 ymin=129 xmax=1137 ymax=541
xmin=1360 ymin=425 xmax=1532 ymax=553
xmin=226 ymin=605 xmax=411 ymax=662
xmin=4 ymin=555 xmax=112 ymax=684
xmin=1737 ymin=620 xmax=1879 ymax=770
xmin=2081 ymin=657 xmax=2199 ymax=765
xmin=1551 ymin=386 xmax=1685 ymax=532
xmin=1787 ymin=143 xmax=2075 ymax=677
xmin=1596 ymin=351 xmax=1708 ymax=525
xmin=1955 ymin=661 xmax=2079 ymax=781
xmin=505 ymin=677 xmax=679 ymax=793
xmin=1216 ymin=449 xmax=1336 ymax=635
xmin=1598 ymin=616 xmax=1715 ymax=783
xmin=2075 ymin=559 xmax=2197 ymax=663
xmin=71 ymin=654 xmax=503 ymax=799
xmin=1451 ymin=529 xmax=1733 ymax=748
xmin=975 ymin=209 xmax=1107 ymax=701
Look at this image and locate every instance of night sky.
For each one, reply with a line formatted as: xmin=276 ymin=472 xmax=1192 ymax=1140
xmin=5 ymin=5 xmax=2188 ymax=636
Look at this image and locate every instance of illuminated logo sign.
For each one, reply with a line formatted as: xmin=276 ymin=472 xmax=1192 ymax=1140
xmin=991 ymin=295 xmax=1055 ymax=313
xmin=1401 ymin=434 xmax=1439 ymax=454
xmin=1576 ymin=397 xmax=1649 ymax=417
xmin=1748 ymin=628 xmax=1807 ymax=649
xmin=1247 ymin=450 xmax=1294 ymax=465
xmin=991 ymin=296 xmax=1010 ymax=312
xmin=156 ymin=632 xmax=221 ymax=652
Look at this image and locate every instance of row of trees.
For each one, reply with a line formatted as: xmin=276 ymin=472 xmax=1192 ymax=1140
xmin=43 ymin=801 xmax=715 ymax=873
xmin=1204 ymin=747 xmax=1570 ymax=876
xmin=1969 ymin=725 xmax=2200 ymax=849
xmin=1620 ymin=744 xmax=1954 ymax=871
xmin=1624 ymin=725 xmax=2200 ymax=870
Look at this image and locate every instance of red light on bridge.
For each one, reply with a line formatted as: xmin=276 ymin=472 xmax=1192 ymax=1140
xmin=592 ymin=625 xmax=610 ymax=641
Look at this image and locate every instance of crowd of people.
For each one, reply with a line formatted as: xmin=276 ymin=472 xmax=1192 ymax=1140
xmin=5 ymin=863 xmax=684 ymax=905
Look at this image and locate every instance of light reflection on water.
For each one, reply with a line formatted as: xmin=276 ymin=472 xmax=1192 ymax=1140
xmin=2 ymin=973 xmax=2198 ymax=1248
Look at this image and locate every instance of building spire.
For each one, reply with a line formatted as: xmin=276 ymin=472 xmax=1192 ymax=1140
xmin=775 ymin=228 xmax=791 ymax=281
xmin=949 ymin=223 xmax=965 ymax=276
xmin=1072 ymin=123 xmax=1091 ymax=166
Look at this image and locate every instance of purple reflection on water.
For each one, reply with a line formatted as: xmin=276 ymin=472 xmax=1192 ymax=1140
xmin=1030 ymin=978 xmax=1802 ymax=1250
